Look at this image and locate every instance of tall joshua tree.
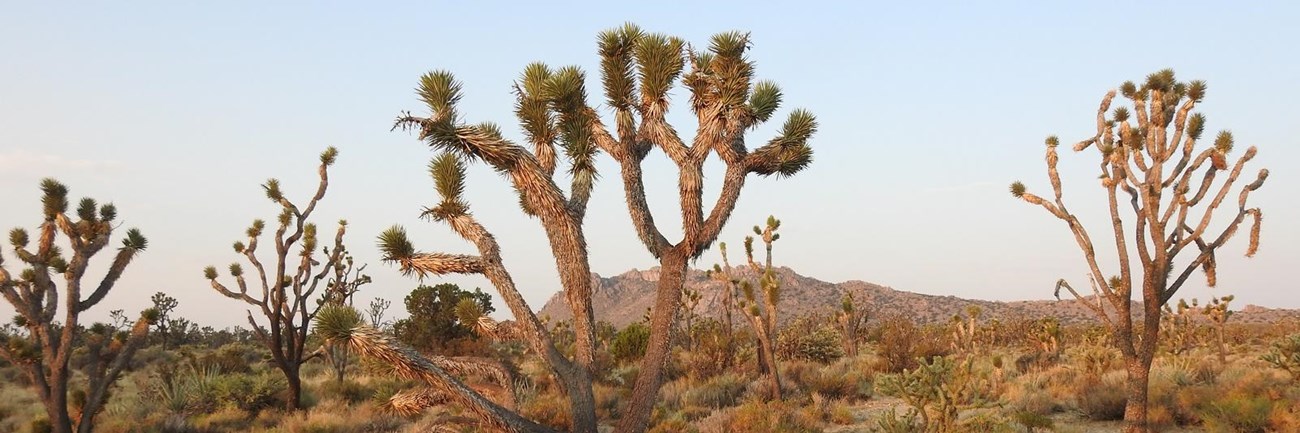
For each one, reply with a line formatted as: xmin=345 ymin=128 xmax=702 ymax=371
xmin=319 ymin=249 xmax=371 ymax=383
xmin=0 ymin=179 xmax=154 ymax=433
xmin=353 ymin=23 xmax=814 ymax=433
xmin=713 ymin=216 xmax=786 ymax=400
xmin=1010 ymin=69 xmax=1268 ymax=433
xmin=204 ymin=147 xmax=350 ymax=410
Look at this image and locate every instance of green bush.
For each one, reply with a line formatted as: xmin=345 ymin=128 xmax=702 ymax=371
xmin=1075 ymin=377 xmax=1127 ymax=421
xmin=317 ymin=379 xmax=372 ymax=405
xmin=611 ymin=323 xmax=650 ymax=363
xmin=776 ymin=320 xmax=843 ymax=364
xmin=682 ymin=373 xmax=748 ymax=410
xmin=211 ymin=373 xmax=284 ymax=413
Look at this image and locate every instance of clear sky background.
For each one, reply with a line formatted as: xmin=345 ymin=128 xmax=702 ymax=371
xmin=2 ymin=1 xmax=1297 ymax=328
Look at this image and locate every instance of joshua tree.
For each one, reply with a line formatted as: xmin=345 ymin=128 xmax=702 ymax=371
xmin=678 ymin=286 xmax=702 ymax=351
xmin=713 ymin=216 xmax=785 ymax=400
xmin=203 ymin=147 xmax=350 ymax=410
xmin=1201 ymin=295 xmax=1234 ymax=363
xmin=0 ymin=179 xmax=154 ymax=433
xmin=835 ymin=289 xmax=870 ymax=358
xmin=354 ymin=23 xmax=813 ymax=433
xmin=319 ymin=250 xmax=371 ymax=383
xmin=150 ymin=292 xmax=178 ymax=349
xmin=950 ymin=305 xmax=982 ymax=355
xmin=1010 ymin=69 xmax=1268 ymax=433
xmin=366 ymin=297 xmax=392 ymax=329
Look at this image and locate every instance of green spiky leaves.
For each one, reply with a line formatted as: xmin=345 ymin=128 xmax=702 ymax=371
xmin=425 ymin=153 xmax=469 ymax=221
xmin=262 ymin=179 xmax=283 ymax=202
xmin=417 ymin=70 xmax=463 ymax=123
xmin=229 ymin=263 xmax=243 ymax=277
xmin=634 ymin=32 xmax=685 ymax=104
xmin=1119 ymin=81 xmax=1138 ymax=99
xmin=203 ymin=266 xmax=218 ymax=280
xmin=40 ymin=178 xmax=69 ymax=219
xmin=1144 ymin=68 xmax=1176 ymax=93
xmin=1215 ymin=130 xmax=1234 ymax=154
xmin=9 ymin=228 xmax=28 ymax=248
xmin=515 ymin=62 xmax=557 ymax=150
xmin=315 ymin=305 xmax=363 ymax=342
xmin=1187 ymin=80 xmax=1207 ymax=102
xmin=77 ymin=198 xmax=98 ymax=222
xmin=748 ymin=81 xmax=782 ymax=124
xmin=599 ymin=23 xmax=642 ymax=110
xmin=247 ymin=219 xmax=265 ymax=238
xmin=377 ymin=225 xmax=415 ymax=264
xmin=1113 ymin=107 xmax=1130 ymax=122
xmin=1009 ymin=181 xmax=1027 ymax=198
xmin=709 ymin=31 xmax=754 ymax=107
xmin=121 ymin=228 xmax=147 ymax=251
xmin=1044 ymin=136 xmax=1060 ymax=148
xmin=1188 ymin=113 xmax=1206 ymax=141
xmin=751 ymin=109 xmax=817 ymax=177
xmin=99 ymin=203 xmax=117 ymax=222
xmin=320 ymin=147 xmax=339 ymax=166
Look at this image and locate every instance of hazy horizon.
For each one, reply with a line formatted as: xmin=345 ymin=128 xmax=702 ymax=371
xmin=3 ymin=2 xmax=1297 ymax=329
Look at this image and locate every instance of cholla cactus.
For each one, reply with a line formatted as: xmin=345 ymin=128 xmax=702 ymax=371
xmin=713 ymin=215 xmax=784 ymax=400
xmin=383 ymin=23 xmax=815 ymax=433
xmin=204 ymin=147 xmax=351 ymax=410
xmin=1010 ymin=69 xmax=1268 ymax=433
xmin=1201 ymin=295 xmax=1234 ymax=363
xmin=1159 ymin=298 xmax=1200 ymax=355
xmin=0 ymin=179 xmax=154 ymax=433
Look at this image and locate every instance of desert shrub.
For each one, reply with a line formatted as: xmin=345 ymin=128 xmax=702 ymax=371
xmin=593 ymin=383 xmax=622 ymax=420
xmin=1075 ymin=372 xmax=1127 ymax=421
xmin=211 ymin=373 xmax=285 ymax=413
xmin=191 ymin=406 xmax=253 ymax=432
xmin=317 ymin=380 xmax=372 ymax=405
xmin=789 ymin=359 xmax=872 ymax=401
xmin=1012 ymin=410 xmax=1054 ymax=432
xmin=1202 ymin=394 xmax=1272 ymax=433
xmin=828 ymin=399 xmax=855 ymax=425
xmin=611 ymin=323 xmax=650 ymax=363
xmin=683 ymin=373 xmax=748 ymax=410
xmin=29 ymin=418 xmax=52 ymax=433
xmin=873 ymin=316 xmax=949 ymax=373
xmin=683 ymin=319 xmax=736 ymax=380
xmin=520 ymin=392 xmax=571 ymax=431
xmin=776 ymin=316 xmax=844 ymax=363
xmin=726 ymin=399 xmax=820 ymax=433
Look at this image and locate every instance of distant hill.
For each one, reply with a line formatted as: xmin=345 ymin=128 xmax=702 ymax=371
xmin=536 ymin=267 xmax=1299 ymax=328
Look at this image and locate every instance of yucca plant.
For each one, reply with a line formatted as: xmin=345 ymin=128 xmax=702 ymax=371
xmin=1009 ymin=69 xmax=1269 ymax=433
xmin=0 ymin=179 xmax=155 ymax=433
xmin=382 ymin=23 xmax=816 ymax=433
xmin=203 ymin=146 xmax=352 ymax=410
xmin=835 ymin=289 xmax=870 ymax=357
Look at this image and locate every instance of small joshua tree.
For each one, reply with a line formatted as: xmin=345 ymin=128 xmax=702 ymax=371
xmin=0 ymin=179 xmax=154 ymax=433
xmin=713 ymin=215 xmax=784 ymax=400
xmin=835 ymin=289 xmax=870 ymax=357
xmin=319 ymin=249 xmax=371 ymax=383
xmin=949 ymin=305 xmax=982 ymax=355
xmin=204 ymin=147 xmax=350 ymax=410
xmin=1010 ymin=69 xmax=1269 ymax=433
xmin=1201 ymin=295 xmax=1233 ymax=363
xmin=150 ymin=292 xmax=178 ymax=349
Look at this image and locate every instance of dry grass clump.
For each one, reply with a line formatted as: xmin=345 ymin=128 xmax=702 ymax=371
xmin=693 ymin=398 xmax=820 ymax=433
xmin=1074 ymin=370 xmax=1127 ymax=421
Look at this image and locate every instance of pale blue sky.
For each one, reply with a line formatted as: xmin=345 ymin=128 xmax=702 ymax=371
xmin=2 ymin=2 xmax=1297 ymax=328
